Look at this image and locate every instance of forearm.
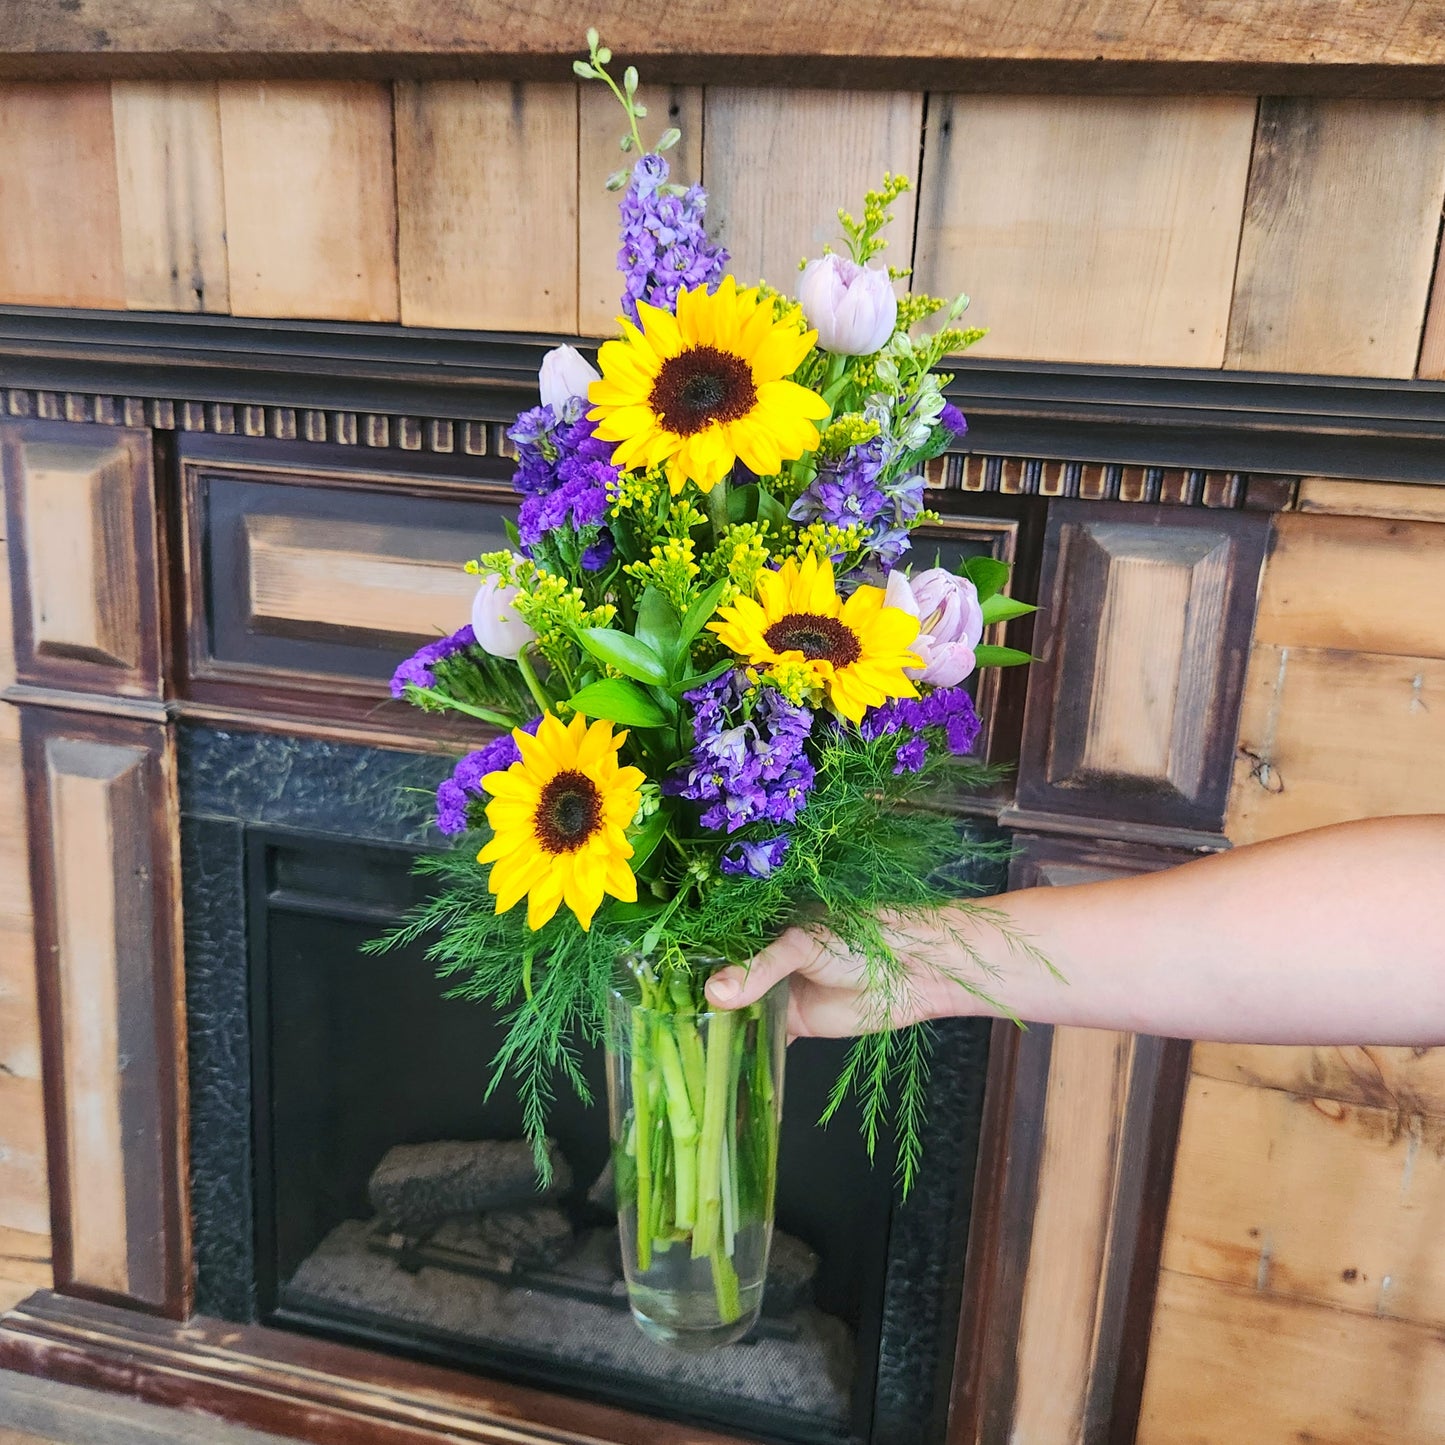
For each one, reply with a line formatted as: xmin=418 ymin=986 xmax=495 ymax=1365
xmin=924 ymin=815 xmax=1445 ymax=1044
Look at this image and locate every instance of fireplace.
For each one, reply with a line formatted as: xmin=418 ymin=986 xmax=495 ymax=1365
xmin=180 ymin=724 xmax=999 ymax=1445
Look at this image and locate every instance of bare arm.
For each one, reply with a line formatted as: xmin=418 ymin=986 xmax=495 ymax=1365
xmin=704 ymin=815 xmax=1445 ymax=1045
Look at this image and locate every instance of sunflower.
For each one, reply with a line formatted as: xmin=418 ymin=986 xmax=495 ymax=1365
xmin=587 ymin=276 xmax=830 ymax=494
xmin=478 ymin=713 xmax=645 ymax=931
xmin=710 ymin=553 xmax=923 ymax=724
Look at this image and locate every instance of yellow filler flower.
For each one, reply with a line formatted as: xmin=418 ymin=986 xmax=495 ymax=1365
xmin=587 ymin=276 xmax=829 ymax=494
xmin=478 ymin=713 xmax=644 ymax=931
xmin=710 ymin=553 xmax=922 ymax=724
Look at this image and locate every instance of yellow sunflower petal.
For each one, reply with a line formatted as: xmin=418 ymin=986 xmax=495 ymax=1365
xmin=524 ymin=872 xmax=565 ymax=930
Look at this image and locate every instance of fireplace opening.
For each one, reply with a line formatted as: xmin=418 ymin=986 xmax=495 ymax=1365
xmin=181 ymin=725 xmax=997 ymax=1445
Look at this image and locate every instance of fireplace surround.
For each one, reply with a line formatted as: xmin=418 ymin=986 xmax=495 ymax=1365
xmin=5 ymin=303 xmax=1430 ymax=1443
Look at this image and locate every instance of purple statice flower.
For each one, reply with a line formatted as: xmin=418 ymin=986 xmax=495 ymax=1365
xmin=390 ymin=625 xmax=477 ymax=699
xmin=860 ymin=685 xmax=983 ymax=765
xmin=892 ymin=736 xmax=928 ymax=775
xmin=670 ymin=670 xmax=815 ymax=833
xmin=581 ymin=534 xmax=615 ymax=571
xmin=618 ymin=153 xmax=728 ymax=324
xmin=720 ymin=835 xmax=791 ymax=879
xmin=434 ymin=718 xmax=542 ymax=836
xmin=939 ymin=402 xmax=968 ymax=439
xmin=509 ymin=400 xmax=619 ymax=558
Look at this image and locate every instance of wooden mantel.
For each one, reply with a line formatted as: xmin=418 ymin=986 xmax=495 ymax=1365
xmin=4 ymin=0 xmax=1445 ymax=93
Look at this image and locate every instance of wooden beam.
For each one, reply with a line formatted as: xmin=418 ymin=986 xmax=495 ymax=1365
xmin=6 ymin=3 xmax=1445 ymax=92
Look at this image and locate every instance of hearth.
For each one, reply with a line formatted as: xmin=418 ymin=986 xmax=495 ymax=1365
xmin=180 ymin=724 xmax=999 ymax=1445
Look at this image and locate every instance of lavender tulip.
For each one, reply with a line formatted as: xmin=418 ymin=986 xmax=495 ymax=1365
xmin=797 ymin=255 xmax=898 ymax=356
xmin=471 ymin=574 xmax=535 ymax=660
xmin=884 ymin=567 xmax=984 ymax=687
xmin=538 ymin=345 xmax=601 ymax=413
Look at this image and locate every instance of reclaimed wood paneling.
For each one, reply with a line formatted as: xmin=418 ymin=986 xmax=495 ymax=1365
xmin=396 ymin=81 xmax=578 ymax=332
xmin=1191 ymin=1043 xmax=1445 ymax=1118
xmin=1226 ymin=98 xmax=1445 ymax=378
xmin=1163 ymin=1075 xmax=1445 ymax=1324
xmin=703 ymin=89 xmax=922 ymax=295
xmin=578 ymin=84 xmax=703 ymax=335
xmin=1138 ymin=1271 xmax=1445 ymax=1445
xmin=1297 ymin=477 xmax=1445 ymax=521
xmin=22 ymin=710 xmax=188 ymax=1316
xmin=1253 ymin=514 xmax=1445 ymax=659
xmin=0 ymin=84 xmax=125 ymax=310
xmin=218 ymin=81 xmax=399 ymax=322
xmin=915 ymin=96 xmax=1255 ymax=367
xmin=1416 ymin=250 xmax=1445 ymax=379
xmin=2 ymin=424 xmax=162 ymax=701
xmin=1225 ymin=644 xmax=1445 ymax=843
xmin=1017 ymin=501 xmax=1269 ymax=836
xmin=111 ymin=81 xmax=230 ymax=313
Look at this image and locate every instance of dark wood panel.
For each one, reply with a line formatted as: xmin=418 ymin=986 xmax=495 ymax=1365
xmin=1016 ymin=500 xmax=1270 ymax=837
xmin=5 ymin=2 xmax=1445 ymax=93
xmin=2 ymin=421 xmax=162 ymax=700
xmin=0 ymin=1291 xmax=755 ymax=1445
xmin=19 ymin=709 xmax=188 ymax=1318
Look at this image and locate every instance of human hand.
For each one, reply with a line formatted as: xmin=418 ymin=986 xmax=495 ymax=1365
xmin=703 ymin=920 xmax=959 ymax=1040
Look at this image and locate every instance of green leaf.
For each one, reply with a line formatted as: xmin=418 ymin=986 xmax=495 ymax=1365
xmin=576 ymin=627 xmax=668 ymax=684
xmin=503 ymin=516 xmax=521 ymax=548
xmin=635 ymin=588 xmax=681 ymax=668
xmin=677 ymin=578 xmax=729 ymax=651
xmin=566 ymin=678 xmax=671 ymax=728
xmin=973 ymin=644 xmax=1034 ymax=668
xmin=727 ymin=482 xmax=759 ymax=523
xmin=960 ymin=555 xmax=1011 ymax=602
xmin=671 ymin=658 xmax=734 ymax=694
xmin=626 ymin=810 xmax=668 ymax=871
xmin=609 ymin=898 xmax=664 ymax=923
xmin=756 ymin=486 xmax=789 ymax=530
xmin=979 ymin=594 xmax=1037 ymax=625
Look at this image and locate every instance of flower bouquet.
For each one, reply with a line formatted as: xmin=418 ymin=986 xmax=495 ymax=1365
xmin=377 ymin=33 xmax=1035 ymax=1351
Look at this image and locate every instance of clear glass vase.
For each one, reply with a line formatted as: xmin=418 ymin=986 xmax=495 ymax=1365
xmin=604 ymin=966 xmax=788 ymax=1352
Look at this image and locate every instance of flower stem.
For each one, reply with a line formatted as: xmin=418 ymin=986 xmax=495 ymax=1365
xmin=691 ymin=1007 xmax=738 ymax=1260
xmin=653 ymin=1020 xmax=698 ymax=1228
xmin=630 ymin=1009 xmax=653 ymax=1272
xmin=516 ymin=648 xmax=554 ymax=716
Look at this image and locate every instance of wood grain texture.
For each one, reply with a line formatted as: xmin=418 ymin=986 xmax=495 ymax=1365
xmin=2 ymin=424 xmax=162 ymax=700
xmin=703 ymin=89 xmax=922 ymax=295
xmin=1254 ymin=514 xmax=1445 ymax=658
xmin=915 ymin=96 xmax=1255 ymax=367
xmin=1225 ymin=644 xmax=1445 ymax=843
xmin=1298 ymin=477 xmax=1445 ymax=521
xmin=1416 ymin=241 xmax=1445 ymax=378
xmin=0 ymin=84 xmax=125 ymax=309
xmin=1163 ymin=1075 xmax=1445 ymax=1324
xmin=218 ymin=81 xmax=399 ymax=322
xmin=578 ymin=83 xmax=702 ymax=335
xmin=1192 ymin=1043 xmax=1445 ymax=1120
xmin=10 ymin=3 xmax=1445 ymax=91
xmin=396 ymin=81 xmax=577 ymax=332
xmin=1137 ymin=1270 xmax=1445 ymax=1445
xmin=1226 ymin=98 xmax=1445 ymax=377
xmin=111 ymin=81 xmax=229 ymax=312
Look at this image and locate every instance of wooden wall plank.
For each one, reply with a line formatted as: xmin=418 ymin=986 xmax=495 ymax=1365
xmin=1137 ymin=1270 xmax=1445 ymax=1445
xmin=1297 ymin=478 xmax=1445 ymax=521
xmin=1225 ymin=98 xmax=1445 ymax=378
xmin=1192 ymin=1043 xmax=1445 ymax=1119
xmin=0 ymin=83 xmax=125 ymax=309
xmin=914 ymin=96 xmax=1255 ymax=367
xmin=578 ymin=84 xmax=703 ymax=336
xmin=218 ymin=81 xmax=398 ymax=322
xmin=111 ymin=81 xmax=229 ymax=313
xmin=1225 ymin=644 xmax=1445 ymax=844
xmin=702 ymin=88 xmax=922 ymax=296
xmin=1163 ymin=1075 xmax=1445 ymax=1325
xmin=1416 ymin=242 xmax=1445 ymax=379
xmin=1254 ymin=514 xmax=1445 ymax=658
xmin=396 ymin=81 xmax=578 ymax=332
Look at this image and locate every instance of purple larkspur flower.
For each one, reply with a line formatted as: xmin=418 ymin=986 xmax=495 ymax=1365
xmin=434 ymin=718 xmax=542 ymax=836
xmin=720 ymin=834 xmax=791 ymax=879
xmin=788 ymin=436 xmax=924 ymax=568
xmin=939 ymin=402 xmax=968 ymax=439
xmin=390 ymin=624 xmax=477 ymax=699
xmin=860 ymin=685 xmax=982 ymax=767
xmin=669 ymin=670 xmax=815 ymax=833
xmin=617 ymin=153 xmax=728 ymax=325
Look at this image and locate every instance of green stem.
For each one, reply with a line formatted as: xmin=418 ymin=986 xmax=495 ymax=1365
xmin=426 ymin=693 xmax=525 ymax=729
xmin=653 ymin=1021 xmax=698 ymax=1229
xmin=710 ymin=1243 xmax=741 ymax=1323
xmin=705 ymin=477 xmax=730 ymax=548
xmin=630 ymin=1009 xmax=653 ymax=1272
xmin=753 ymin=1005 xmax=779 ymax=1218
xmin=691 ymin=1008 xmax=738 ymax=1260
xmin=516 ymin=648 xmax=554 ymax=716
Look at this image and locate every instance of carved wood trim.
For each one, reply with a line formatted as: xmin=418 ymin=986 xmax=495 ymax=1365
xmin=20 ymin=708 xmax=190 ymax=1318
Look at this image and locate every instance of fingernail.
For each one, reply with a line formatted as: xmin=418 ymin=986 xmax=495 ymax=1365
xmin=708 ymin=975 xmax=739 ymax=1005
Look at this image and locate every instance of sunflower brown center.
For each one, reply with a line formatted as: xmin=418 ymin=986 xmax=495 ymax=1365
xmin=649 ymin=345 xmax=758 ymax=436
xmin=535 ymin=770 xmax=603 ymax=853
xmin=764 ymin=612 xmax=862 ymax=667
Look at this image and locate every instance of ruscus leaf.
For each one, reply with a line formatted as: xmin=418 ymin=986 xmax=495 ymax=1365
xmin=972 ymin=644 xmax=1034 ymax=668
xmin=566 ymin=679 xmax=670 ymax=729
xmin=577 ymin=627 xmax=668 ymax=684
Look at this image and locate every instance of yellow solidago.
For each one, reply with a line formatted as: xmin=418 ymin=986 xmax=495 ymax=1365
xmin=607 ymin=467 xmax=665 ymax=518
xmin=767 ymin=659 xmax=820 ymax=706
xmin=792 ymin=521 xmax=864 ymax=566
xmin=511 ymin=574 xmax=616 ymax=668
xmin=817 ymin=413 xmax=880 ymax=458
xmin=625 ymin=535 xmax=701 ymax=612
xmin=712 ymin=521 xmax=773 ymax=603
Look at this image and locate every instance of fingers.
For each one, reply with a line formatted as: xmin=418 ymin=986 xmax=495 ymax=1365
xmin=706 ymin=927 xmax=820 ymax=1010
